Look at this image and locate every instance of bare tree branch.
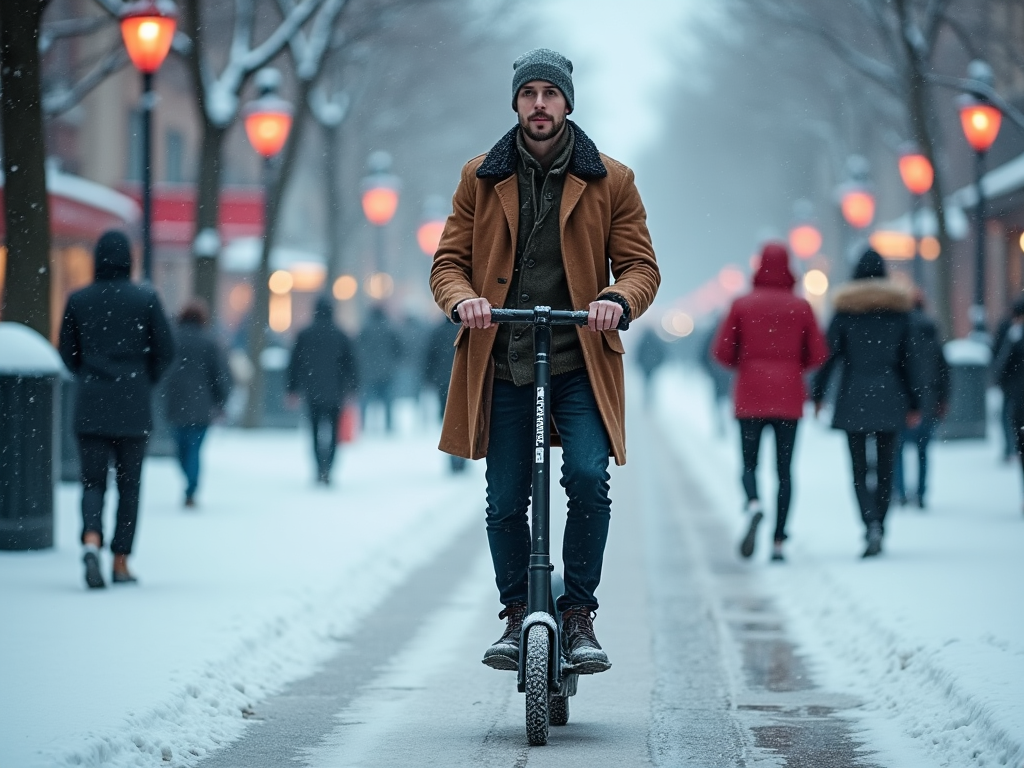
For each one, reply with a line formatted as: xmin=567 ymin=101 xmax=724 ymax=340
xmin=42 ymin=45 xmax=129 ymax=115
xmin=40 ymin=16 xmax=112 ymax=53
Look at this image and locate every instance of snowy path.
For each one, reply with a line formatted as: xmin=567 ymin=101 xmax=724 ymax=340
xmin=0 ymin=424 xmax=483 ymax=768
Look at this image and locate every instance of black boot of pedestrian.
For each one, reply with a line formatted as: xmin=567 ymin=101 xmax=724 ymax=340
xmin=482 ymin=602 xmax=526 ymax=671
xmin=739 ymin=502 xmax=763 ymax=559
xmin=862 ymin=523 xmax=883 ymax=558
xmin=83 ymin=547 xmax=105 ymax=589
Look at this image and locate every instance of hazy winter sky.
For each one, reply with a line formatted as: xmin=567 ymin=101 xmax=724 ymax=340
xmin=523 ymin=0 xmax=707 ymax=166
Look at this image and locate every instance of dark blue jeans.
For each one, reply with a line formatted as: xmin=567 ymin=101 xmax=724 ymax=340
xmin=484 ymin=368 xmax=611 ymax=613
xmin=175 ymin=425 xmax=208 ymax=498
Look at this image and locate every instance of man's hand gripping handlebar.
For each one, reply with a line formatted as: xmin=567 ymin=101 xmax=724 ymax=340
xmin=453 ymin=299 xmax=630 ymax=332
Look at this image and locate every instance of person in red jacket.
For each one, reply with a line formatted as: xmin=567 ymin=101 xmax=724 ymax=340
xmin=712 ymin=242 xmax=829 ymax=561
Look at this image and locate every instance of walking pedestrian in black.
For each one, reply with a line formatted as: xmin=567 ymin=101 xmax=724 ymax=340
xmin=635 ymin=326 xmax=666 ymax=408
xmin=357 ymin=305 xmax=402 ymax=433
xmin=287 ymin=296 xmax=359 ymax=484
xmin=58 ymin=230 xmax=175 ymax=588
xmin=812 ymin=250 xmax=919 ymax=558
xmin=894 ymin=291 xmax=949 ymax=509
xmin=994 ymin=295 xmax=1024 ymax=513
xmin=164 ymin=299 xmax=231 ymax=507
xmin=423 ymin=316 xmax=467 ymax=472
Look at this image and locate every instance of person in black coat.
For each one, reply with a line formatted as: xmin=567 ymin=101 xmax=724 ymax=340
xmin=58 ymin=230 xmax=175 ymax=588
xmin=423 ymin=316 xmax=466 ymax=472
xmin=894 ymin=292 xmax=950 ymax=508
xmin=164 ymin=299 xmax=231 ymax=507
xmin=287 ymin=296 xmax=358 ymax=484
xmin=994 ymin=296 xmax=1024 ymax=510
xmin=636 ymin=326 xmax=667 ymax=408
xmin=357 ymin=304 xmax=402 ymax=433
xmin=812 ymin=250 xmax=919 ymax=557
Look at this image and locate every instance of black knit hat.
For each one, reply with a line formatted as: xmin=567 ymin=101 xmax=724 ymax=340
xmin=512 ymin=48 xmax=574 ymax=111
xmin=94 ymin=230 xmax=132 ymax=280
xmin=852 ymin=248 xmax=887 ymax=280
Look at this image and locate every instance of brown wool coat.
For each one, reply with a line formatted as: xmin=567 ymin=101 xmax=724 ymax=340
xmin=429 ymin=126 xmax=660 ymax=465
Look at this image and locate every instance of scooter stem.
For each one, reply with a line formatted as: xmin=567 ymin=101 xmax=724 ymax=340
xmin=527 ymin=307 xmax=553 ymax=617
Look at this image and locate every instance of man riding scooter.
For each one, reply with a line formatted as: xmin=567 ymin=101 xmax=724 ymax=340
xmin=429 ymin=48 xmax=660 ymax=674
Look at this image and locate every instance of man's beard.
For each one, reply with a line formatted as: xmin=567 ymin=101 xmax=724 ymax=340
xmin=519 ymin=111 xmax=566 ymax=142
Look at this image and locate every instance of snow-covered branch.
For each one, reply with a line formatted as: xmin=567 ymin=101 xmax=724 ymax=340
xmin=42 ymin=45 xmax=130 ymax=116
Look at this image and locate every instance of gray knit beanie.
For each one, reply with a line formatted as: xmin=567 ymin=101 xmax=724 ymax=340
xmin=512 ymin=48 xmax=574 ymax=111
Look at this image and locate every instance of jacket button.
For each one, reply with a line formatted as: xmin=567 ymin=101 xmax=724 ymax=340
xmin=521 ymin=293 xmax=530 ymax=302
xmin=527 ymin=259 xmax=536 ymax=268
xmin=510 ymin=352 xmax=519 ymax=362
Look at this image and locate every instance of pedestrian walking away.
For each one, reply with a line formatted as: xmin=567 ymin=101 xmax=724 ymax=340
xmin=163 ymin=299 xmax=232 ymax=507
xmin=894 ymin=290 xmax=949 ymax=509
xmin=635 ymin=325 xmax=667 ymax=408
xmin=422 ymin=314 xmax=467 ymax=472
xmin=58 ymin=230 xmax=175 ymax=588
xmin=992 ymin=303 xmax=1021 ymax=462
xmin=993 ymin=295 xmax=1024 ymax=513
xmin=430 ymin=47 xmax=660 ymax=680
xmin=287 ymin=295 xmax=359 ymax=485
xmin=357 ymin=305 xmax=402 ymax=434
xmin=812 ymin=250 xmax=920 ymax=558
xmin=712 ymin=242 xmax=829 ymax=562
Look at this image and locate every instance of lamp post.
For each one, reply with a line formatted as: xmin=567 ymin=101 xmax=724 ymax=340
xmin=958 ymin=64 xmax=1003 ymax=335
xmin=898 ymin=144 xmax=934 ymax=287
xmin=417 ymin=195 xmax=447 ymax=258
xmin=242 ymin=70 xmax=292 ymax=429
xmin=361 ymin=152 xmax=400 ymax=284
xmin=836 ymin=156 xmax=875 ymax=265
xmin=119 ymin=0 xmax=177 ymax=282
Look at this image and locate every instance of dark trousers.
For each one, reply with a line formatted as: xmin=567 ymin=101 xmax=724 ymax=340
xmin=174 ymin=425 xmax=208 ymax=498
xmin=485 ymin=369 xmax=611 ymax=613
xmin=846 ymin=431 xmax=897 ymax=533
xmin=894 ymin=418 xmax=935 ymax=502
xmin=78 ymin=434 xmax=148 ymax=554
xmin=361 ymin=380 xmax=394 ymax=433
xmin=309 ymin=404 xmax=341 ymax=478
xmin=739 ymin=418 xmax=798 ymax=542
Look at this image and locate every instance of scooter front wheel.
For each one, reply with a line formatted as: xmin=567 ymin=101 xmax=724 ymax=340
xmin=525 ymin=624 xmax=550 ymax=745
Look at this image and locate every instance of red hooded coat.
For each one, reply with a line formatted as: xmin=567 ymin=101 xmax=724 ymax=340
xmin=712 ymin=243 xmax=829 ymax=419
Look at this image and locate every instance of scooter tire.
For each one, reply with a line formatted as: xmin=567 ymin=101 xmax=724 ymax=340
xmin=550 ymin=694 xmax=569 ymax=726
xmin=525 ymin=624 xmax=550 ymax=746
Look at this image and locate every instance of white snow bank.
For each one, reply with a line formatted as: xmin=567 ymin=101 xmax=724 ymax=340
xmin=0 ymin=322 xmax=65 ymax=375
xmin=0 ymin=418 xmax=483 ymax=768
xmin=655 ymin=364 xmax=1024 ymax=768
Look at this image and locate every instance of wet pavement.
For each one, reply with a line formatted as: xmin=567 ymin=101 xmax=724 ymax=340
xmin=196 ymin=409 xmax=884 ymax=767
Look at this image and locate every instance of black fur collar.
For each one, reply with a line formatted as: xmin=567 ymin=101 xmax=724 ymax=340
xmin=476 ymin=122 xmax=607 ymax=180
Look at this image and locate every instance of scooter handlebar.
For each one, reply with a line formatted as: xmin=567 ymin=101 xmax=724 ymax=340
xmin=455 ymin=306 xmax=629 ymax=332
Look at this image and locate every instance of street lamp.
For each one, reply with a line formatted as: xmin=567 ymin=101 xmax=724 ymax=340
xmin=898 ymin=144 xmax=934 ymax=286
xmin=242 ymin=69 xmax=292 ymax=429
xmin=958 ymin=62 xmax=1003 ymax=335
xmin=417 ymin=195 xmax=447 ymax=258
xmin=788 ymin=199 xmax=822 ymax=259
xmin=361 ymin=151 xmax=400 ymax=279
xmin=840 ymin=187 xmax=875 ymax=230
xmin=119 ymin=0 xmax=177 ymax=282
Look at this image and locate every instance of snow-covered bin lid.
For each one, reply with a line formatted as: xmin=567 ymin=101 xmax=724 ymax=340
xmin=944 ymin=338 xmax=992 ymax=366
xmin=0 ymin=322 xmax=65 ymax=376
xmin=260 ymin=346 xmax=290 ymax=371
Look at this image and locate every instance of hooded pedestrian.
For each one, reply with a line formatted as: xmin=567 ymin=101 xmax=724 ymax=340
xmin=635 ymin=326 xmax=666 ymax=407
xmin=422 ymin=315 xmax=467 ymax=472
xmin=58 ymin=230 xmax=175 ymax=588
xmin=287 ymin=296 xmax=358 ymax=484
xmin=163 ymin=299 xmax=231 ymax=507
xmin=712 ymin=242 xmax=829 ymax=561
xmin=812 ymin=250 xmax=919 ymax=558
xmin=993 ymin=295 xmax=1024 ymax=512
xmin=894 ymin=291 xmax=949 ymax=508
xmin=357 ymin=305 xmax=402 ymax=433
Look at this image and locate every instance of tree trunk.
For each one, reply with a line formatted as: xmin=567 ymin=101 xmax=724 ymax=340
xmin=323 ymin=123 xmax=343 ymax=286
xmin=191 ymin=120 xmax=227 ymax=311
xmin=243 ymin=82 xmax=313 ymax=428
xmin=0 ymin=0 xmax=52 ymax=339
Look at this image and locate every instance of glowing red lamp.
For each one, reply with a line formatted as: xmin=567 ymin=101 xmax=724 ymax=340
xmin=362 ymin=186 xmax=399 ymax=227
xmin=119 ymin=1 xmax=177 ymax=74
xmin=244 ymin=96 xmax=293 ymax=158
xmin=417 ymin=220 xmax=445 ymax=256
xmin=959 ymin=98 xmax=1002 ymax=153
xmin=841 ymin=188 xmax=875 ymax=229
xmin=898 ymin=151 xmax=933 ymax=196
xmin=788 ymin=224 xmax=822 ymax=259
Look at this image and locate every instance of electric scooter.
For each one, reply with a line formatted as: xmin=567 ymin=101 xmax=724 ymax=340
xmin=475 ymin=305 xmax=629 ymax=746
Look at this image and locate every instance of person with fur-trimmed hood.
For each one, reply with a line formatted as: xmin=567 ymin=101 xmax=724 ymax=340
xmin=812 ymin=250 xmax=920 ymax=558
xmin=430 ymin=48 xmax=660 ymax=675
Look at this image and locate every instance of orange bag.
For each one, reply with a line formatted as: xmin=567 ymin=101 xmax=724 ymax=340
xmin=338 ymin=402 xmax=360 ymax=444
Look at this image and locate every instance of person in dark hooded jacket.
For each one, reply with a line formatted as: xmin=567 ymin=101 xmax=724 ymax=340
xmin=357 ymin=305 xmax=402 ymax=433
xmin=59 ymin=230 xmax=175 ymax=588
xmin=994 ymin=295 xmax=1024 ymax=510
xmin=164 ymin=299 xmax=231 ymax=507
xmin=812 ymin=250 xmax=919 ymax=558
xmin=713 ymin=242 xmax=829 ymax=561
xmin=287 ymin=296 xmax=358 ymax=484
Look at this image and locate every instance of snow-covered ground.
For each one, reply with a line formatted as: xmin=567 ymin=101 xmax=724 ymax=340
xmin=0 ymin=404 xmax=483 ymax=768
xmin=656 ymin=363 xmax=1024 ymax=768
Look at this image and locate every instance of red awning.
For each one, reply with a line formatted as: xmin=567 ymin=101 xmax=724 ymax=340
xmin=118 ymin=184 xmax=264 ymax=247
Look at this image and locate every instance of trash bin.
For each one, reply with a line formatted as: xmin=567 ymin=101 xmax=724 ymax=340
xmin=936 ymin=338 xmax=990 ymax=440
xmin=0 ymin=322 xmax=64 ymax=550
